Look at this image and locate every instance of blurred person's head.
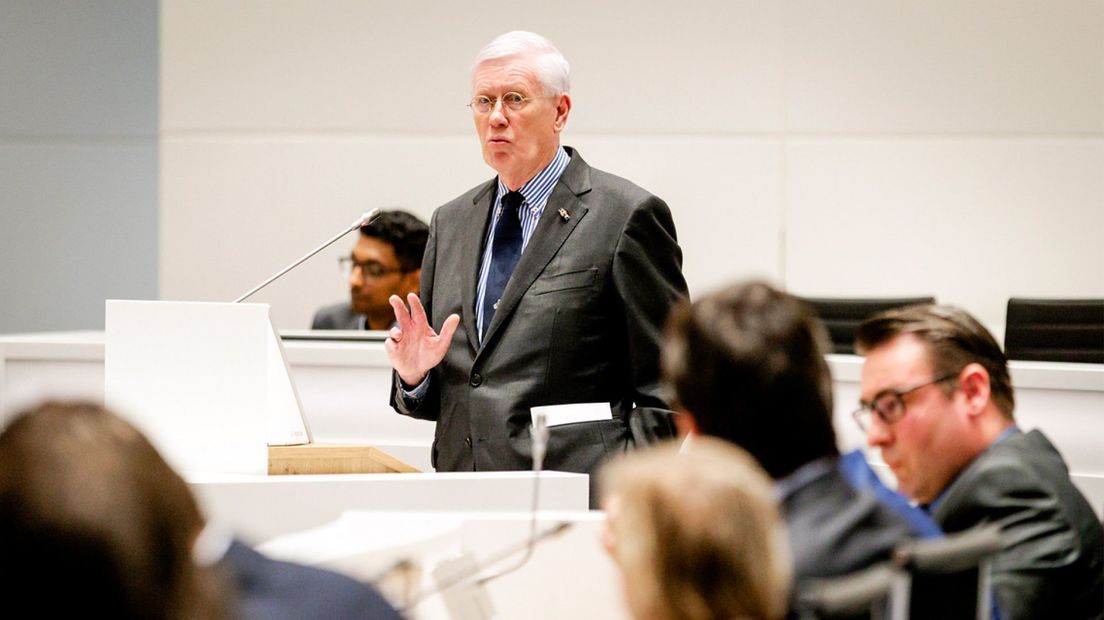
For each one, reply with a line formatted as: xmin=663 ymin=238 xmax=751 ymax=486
xmin=0 ymin=400 xmax=230 ymax=619
xmin=600 ymin=438 xmax=792 ymax=620
xmin=342 ymin=210 xmax=428 ymax=329
xmin=854 ymin=305 xmax=1015 ymax=504
xmin=662 ymin=280 xmax=838 ymax=479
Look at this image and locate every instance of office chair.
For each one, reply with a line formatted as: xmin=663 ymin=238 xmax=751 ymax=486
xmin=894 ymin=525 xmax=1003 ymax=620
xmin=798 ymin=296 xmax=936 ymax=355
xmin=1004 ymin=298 xmax=1104 ymax=363
xmin=793 ymin=562 xmax=895 ymax=620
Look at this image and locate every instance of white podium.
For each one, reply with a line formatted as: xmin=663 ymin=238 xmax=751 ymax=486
xmin=105 ymin=299 xmax=311 ymax=476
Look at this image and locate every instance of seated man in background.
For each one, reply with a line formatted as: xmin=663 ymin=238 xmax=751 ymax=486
xmin=854 ymin=305 xmax=1104 ymax=620
xmin=0 ymin=401 xmax=402 ymax=620
xmin=313 ymin=209 xmax=428 ymax=331
xmin=600 ymin=438 xmax=792 ymax=620
xmin=662 ymin=281 xmax=918 ymax=585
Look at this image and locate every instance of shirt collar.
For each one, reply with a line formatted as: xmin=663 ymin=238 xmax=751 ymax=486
xmin=494 ymin=146 xmax=570 ymax=212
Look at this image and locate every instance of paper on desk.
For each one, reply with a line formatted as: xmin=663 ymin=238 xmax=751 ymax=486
xmin=530 ymin=402 xmax=612 ymax=427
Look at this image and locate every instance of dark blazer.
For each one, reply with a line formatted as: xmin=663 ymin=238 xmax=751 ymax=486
xmin=311 ymin=302 xmax=362 ymax=330
xmin=391 ymin=147 xmax=688 ymax=495
xmin=221 ymin=539 xmax=402 ymax=620
xmin=931 ymin=429 xmax=1104 ymax=620
xmin=782 ymin=460 xmax=915 ymax=580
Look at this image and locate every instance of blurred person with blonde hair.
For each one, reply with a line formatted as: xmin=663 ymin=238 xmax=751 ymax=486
xmin=600 ymin=438 xmax=792 ymax=620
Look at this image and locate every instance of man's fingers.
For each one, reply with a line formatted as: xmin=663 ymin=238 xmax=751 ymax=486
xmin=388 ymin=326 xmax=403 ymax=343
xmin=389 ymin=295 xmax=412 ymax=332
xmin=407 ymin=293 xmax=430 ymax=329
xmin=437 ymin=314 xmax=461 ymax=346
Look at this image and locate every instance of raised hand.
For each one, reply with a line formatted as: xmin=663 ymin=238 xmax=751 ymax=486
xmin=384 ymin=293 xmax=460 ymax=386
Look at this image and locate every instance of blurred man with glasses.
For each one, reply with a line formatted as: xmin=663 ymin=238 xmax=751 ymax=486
xmin=855 ymin=305 xmax=1103 ymax=620
xmin=312 ymin=210 xmax=428 ymax=331
xmin=384 ymin=31 xmax=687 ymax=502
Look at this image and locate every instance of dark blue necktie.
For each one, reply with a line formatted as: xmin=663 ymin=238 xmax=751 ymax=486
xmin=482 ymin=191 xmax=525 ymax=337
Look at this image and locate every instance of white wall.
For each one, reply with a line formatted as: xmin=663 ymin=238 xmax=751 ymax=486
xmin=160 ymin=0 xmax=1104 ymax=334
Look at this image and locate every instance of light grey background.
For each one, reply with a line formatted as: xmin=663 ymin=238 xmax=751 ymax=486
xmin=0 ymin=1 xmax=159 ymax=333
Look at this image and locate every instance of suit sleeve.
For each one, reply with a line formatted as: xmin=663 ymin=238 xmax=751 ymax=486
xmin=389 ymin=209 xmax=441 ymax=421
xmin=311 ymin=307 xmax=332 ymax=330
xmin=611 ymin=195 xmax=689 ymax=435
xmin=939 ymin=457 xmax=1085 ymax=620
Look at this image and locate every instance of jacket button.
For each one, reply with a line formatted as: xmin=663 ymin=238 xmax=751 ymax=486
xmin=470 ymin=372 xmax=482 ymax=387
xmin=465 ymin=436 xmax=473 ymax=447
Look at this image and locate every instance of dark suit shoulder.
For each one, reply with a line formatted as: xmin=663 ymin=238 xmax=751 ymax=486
xmin=586 ymin=165 xmax=661 ymax=203
xmin=783 ymin=466 xmax=913 ymax=580
xmin=934 ymin=430 xmax=1104 ymax=620
xmin=936 ymin=430 xmax=1086 ymax=534
xmin=222 ymin=540 xmax=401 ymax=620
xmin=312 ymin=302 xmax=358 ymax=330
xmin=436 ymin=178 xmax=496 ymax=218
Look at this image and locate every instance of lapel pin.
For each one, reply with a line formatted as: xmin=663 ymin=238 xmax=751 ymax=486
xmin=558 ymin=208 xmax=570 ymax=221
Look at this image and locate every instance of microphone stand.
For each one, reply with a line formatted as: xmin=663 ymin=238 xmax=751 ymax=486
xmin=475 ymin=411 xmax=550 ymax=585
xmin=233 ymin=208 xmax=381 ymax=303
xmin=394 ymin=413 xmax=566 ymax=613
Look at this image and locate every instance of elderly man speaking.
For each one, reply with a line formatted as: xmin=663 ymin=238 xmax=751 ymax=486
xmin=385 ymin=31 xmax=687 ymax=500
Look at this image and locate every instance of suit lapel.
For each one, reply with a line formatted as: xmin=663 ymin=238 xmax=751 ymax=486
xmin=479 ymin=151 xmax=592 ymax=351
xmin=461 ymin=181 xmax=497 ymax=351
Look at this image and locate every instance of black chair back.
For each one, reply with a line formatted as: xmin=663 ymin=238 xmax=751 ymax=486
xmin=799 ymin=297 xmax=936 ymax=355
xmin=1004 ymin=298 xmax=1104 ymax=363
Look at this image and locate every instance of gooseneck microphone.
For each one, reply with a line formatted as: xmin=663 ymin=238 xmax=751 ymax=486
xmin=392 ymin=413 xmax=569 ymax=614
xmin=233 ymin=209 xmax=381 ymax=303
xmin=475 ymin=411 xmax=551 ymax=585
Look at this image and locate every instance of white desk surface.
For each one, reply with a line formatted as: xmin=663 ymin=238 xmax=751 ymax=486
xmin=257 ymin=510 xmax=627 ymax=620
xmin=187 ymin=471 xmax=590 ymax=543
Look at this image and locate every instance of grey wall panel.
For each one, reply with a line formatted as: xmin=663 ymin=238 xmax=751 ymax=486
xmin=0 ymin=0 xmax=158 ymax=138
xmin=0 ymin=1 xmax=158 ymax=334
xmin=0 ymin=145 xmax=158 ymax=333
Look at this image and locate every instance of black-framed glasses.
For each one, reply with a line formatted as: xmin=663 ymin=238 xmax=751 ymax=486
xmin=851 ymin=371 xmax=960 ymax=432
xmin=468 ymin=92 xmax=536 ymax=114
xmin=338 ymin=257 xmax=403 ymax=279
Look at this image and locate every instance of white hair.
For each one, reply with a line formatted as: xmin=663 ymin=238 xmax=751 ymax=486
xmin=473 ymin=31 xmax=570 ymax=96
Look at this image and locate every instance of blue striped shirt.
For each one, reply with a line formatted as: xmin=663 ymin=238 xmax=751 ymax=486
xmin=475 ymin=146 xmax=571 ymax=341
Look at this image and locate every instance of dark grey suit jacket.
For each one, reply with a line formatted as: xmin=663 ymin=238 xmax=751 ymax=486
xmin=931 ymin=429 xmax=1104 ymax=620
xmin=390 ymin=147 xmax=688 ymax=493
xmin=221 ymin=539 xmax=402 ymax=620
xmin=311 ymin=302 xmax=362 ymax=330
xmin=783 ymin=460 xmax=915 ymax=580
xmin=784 ymin=461 xmax=918 ymax=620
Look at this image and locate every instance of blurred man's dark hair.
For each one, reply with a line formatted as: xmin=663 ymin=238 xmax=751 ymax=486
xmin=662 ymin=281 xmax=838 ymax=479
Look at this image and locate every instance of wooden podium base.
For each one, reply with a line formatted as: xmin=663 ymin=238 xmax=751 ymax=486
xmin=267 ymin=443 xmax=421 ymax=475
